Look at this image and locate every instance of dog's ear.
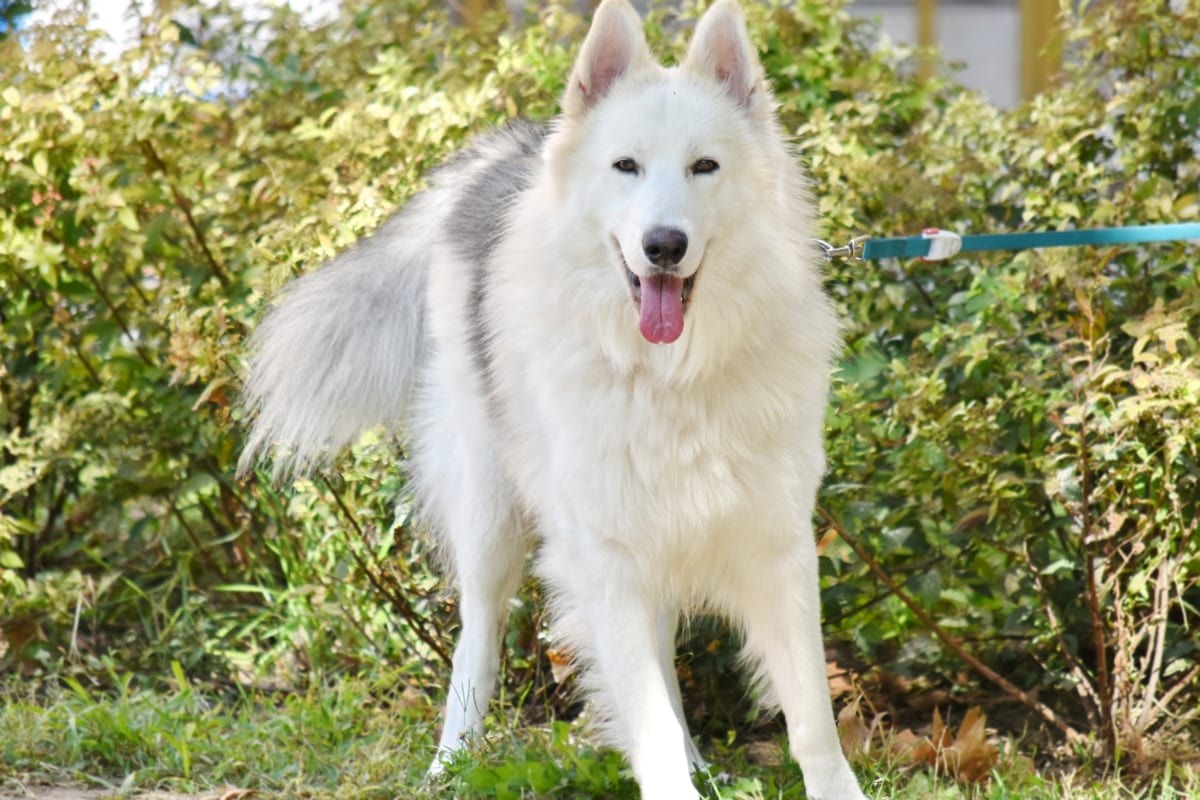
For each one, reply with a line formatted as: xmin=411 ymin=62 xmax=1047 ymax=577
xmin=683 ymin=0 xmax=765 ymax=111
xmin=563 ymin=0 xmax=654 ymax=117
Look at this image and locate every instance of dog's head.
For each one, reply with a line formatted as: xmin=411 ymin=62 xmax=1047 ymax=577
xmin=550 ymin=0 xmax=782 ymax=347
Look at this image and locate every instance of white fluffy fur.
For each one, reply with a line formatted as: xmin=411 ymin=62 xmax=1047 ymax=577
xmin=241 ymin=1 xmax=866 ymax=797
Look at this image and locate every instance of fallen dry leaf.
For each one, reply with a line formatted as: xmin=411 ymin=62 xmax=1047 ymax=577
xmin=837 ymin=697 xmax=871 ymax=757
xmin=218 ymin=789 xmax=257 ymax=800
xmin=835 ymin=690 xmax=890 ymax=762
xmin=891 ymin=722 xmax=940 ymax=768
xmin=746 ymin=739 xmax=785 ymax=767
xmin=891 ymin=706 xmax=1000 ymax=783
xmin=874 ymin=668 xmax=912 ymax=699
xmin=943 ymin=706 xmax=999 ymax=782
xmin=546 ymin=647 xmax=577 ymax=683
xmin=930 ymin=707 xmax=953 ymax=753
xmin=826 ymin=659 xmax=857 ymax=699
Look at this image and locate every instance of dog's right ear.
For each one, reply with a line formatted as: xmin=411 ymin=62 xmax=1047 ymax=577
xmin=682 ymin=0 xmax=765 ymax=112
xmin=563 ymin=0 xmax=654 ymax=118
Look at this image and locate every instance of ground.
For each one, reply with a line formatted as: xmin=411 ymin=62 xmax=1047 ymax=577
xmin=0 ymin=789 xmax=239 ymax=800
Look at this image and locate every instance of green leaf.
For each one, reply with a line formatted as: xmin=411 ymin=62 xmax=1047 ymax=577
xmin=117 ymin=206 xmax=140 ymax=232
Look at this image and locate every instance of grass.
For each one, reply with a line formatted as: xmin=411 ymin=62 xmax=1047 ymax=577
xmin=0 ymin=670 xmax=436 ymax=798
xmin=2 ymin=673 xmax=1197 ymax=799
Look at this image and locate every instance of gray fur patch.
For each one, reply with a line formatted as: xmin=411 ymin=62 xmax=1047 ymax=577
xmin=447 ymin=121 xmax=547 ymax=394
xmin=448 ymin=120 xmax=546 ymax=266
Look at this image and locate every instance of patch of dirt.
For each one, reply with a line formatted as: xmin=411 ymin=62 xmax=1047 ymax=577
xmin=0 ymin=787 xmax=244 ymax=800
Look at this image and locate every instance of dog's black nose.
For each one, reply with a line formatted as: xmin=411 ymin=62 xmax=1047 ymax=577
xmin=642 ymin=227 xmax=688 ymax=268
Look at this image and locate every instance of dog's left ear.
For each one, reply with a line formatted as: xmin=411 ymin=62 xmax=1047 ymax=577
xmin=682 ymin=0 xmax=765 ymax=111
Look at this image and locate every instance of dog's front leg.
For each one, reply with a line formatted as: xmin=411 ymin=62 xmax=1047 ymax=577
xmin=540 ymin=541 xmax=700 ymax=800
xmin=727 ymin=531 xmax=867 ymax=800
xmin=656 ymin=606 xmax=708 ymax=774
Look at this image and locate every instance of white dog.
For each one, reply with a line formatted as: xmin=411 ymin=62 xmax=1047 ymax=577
xmin=240 ymin=1 xmax=865 ymax=797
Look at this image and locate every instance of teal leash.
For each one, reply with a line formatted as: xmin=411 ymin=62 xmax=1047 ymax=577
xmin=818 ymin=222 xmax=1200 ymax=262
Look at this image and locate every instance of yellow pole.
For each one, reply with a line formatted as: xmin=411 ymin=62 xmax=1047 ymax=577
xmin=1020 ymin=0 xmax=1063 ymax=99
xmin=917 ymin=0 xmax=937 ymax=81
xmin=455 ymin=0 xmax=501 ymax=29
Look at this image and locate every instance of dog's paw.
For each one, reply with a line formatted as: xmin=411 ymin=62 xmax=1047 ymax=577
xmin=803 ymin=775 xmax=868 ymax=800
xmin=425 ymin=750 xmax=455 ymax=783
xmin=798 ymin=752 xmax=868 ymax=800
xmin=806 ymin=786 xmax=867 ymax=800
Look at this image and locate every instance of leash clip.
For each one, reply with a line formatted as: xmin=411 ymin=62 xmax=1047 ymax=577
xmin=920 ymin=228 xmax=963 ymax=261
xmin=816 ymin=235 xmax=869 ymax=261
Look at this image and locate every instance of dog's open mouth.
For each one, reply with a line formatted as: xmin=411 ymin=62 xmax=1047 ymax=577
xmin=624 ymin=262 xmax=698 ymax=345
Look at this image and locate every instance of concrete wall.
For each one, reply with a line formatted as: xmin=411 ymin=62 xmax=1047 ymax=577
xmin=848 ymin=1 xmax=1022 ymax=108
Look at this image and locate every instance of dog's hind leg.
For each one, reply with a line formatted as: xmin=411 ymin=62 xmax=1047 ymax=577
xmin=415 ymin=390 xmax=527 ymax=775
xmin=427 ymin=500 xmax=524 ymax=773
xmin=428 ymin=503 xmax=524 ymax=774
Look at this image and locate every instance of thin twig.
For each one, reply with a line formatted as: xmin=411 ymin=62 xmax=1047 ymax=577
xmin=168 ymin=496 xmax=228 ymax=582
xmin=320 ymin=475 xmax=452 ymax=667
xmin=1077 ymin=404 xmax=1114 ymax=755
xmin=1020 ymin=540 xmax=1102 ymax=723
xmin=77 ymin=261 xmax=155 ymax=367
xmin=1145 ymin=664 xmax=1200 ymax=731
xmin=9 ymin=266 xmax=104 ymax=387
xmin=139 ymin=139 xmax=232 ymax=288
xmin=1136 ymin=495 xmax=1189 ymax=733
xmin=1070 ymin=315 xmax=1115 ymax=758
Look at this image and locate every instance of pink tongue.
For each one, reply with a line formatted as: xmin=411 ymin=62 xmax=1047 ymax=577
xmin=638 ymin=274 xmax=685 ymax=344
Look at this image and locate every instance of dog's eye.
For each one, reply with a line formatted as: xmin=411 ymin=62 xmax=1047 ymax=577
xmin=691 ymin=158 xmax=719 ymax=175
xmin=613 ymin=158 xmax=639 ymax=175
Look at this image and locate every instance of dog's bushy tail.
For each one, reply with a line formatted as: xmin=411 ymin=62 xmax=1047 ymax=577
xmin=238 ymin=208 xmax=430 ymax=481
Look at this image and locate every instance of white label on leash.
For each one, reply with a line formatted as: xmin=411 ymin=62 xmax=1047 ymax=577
xmin=921 ymin=228 xmax=963 ymax=261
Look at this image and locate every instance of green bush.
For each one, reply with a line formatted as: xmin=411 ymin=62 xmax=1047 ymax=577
xmin=1 ymin=0 xmax=1196 ymax=773
xmin=804 ymin=1 xmax=1199 ymax=766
